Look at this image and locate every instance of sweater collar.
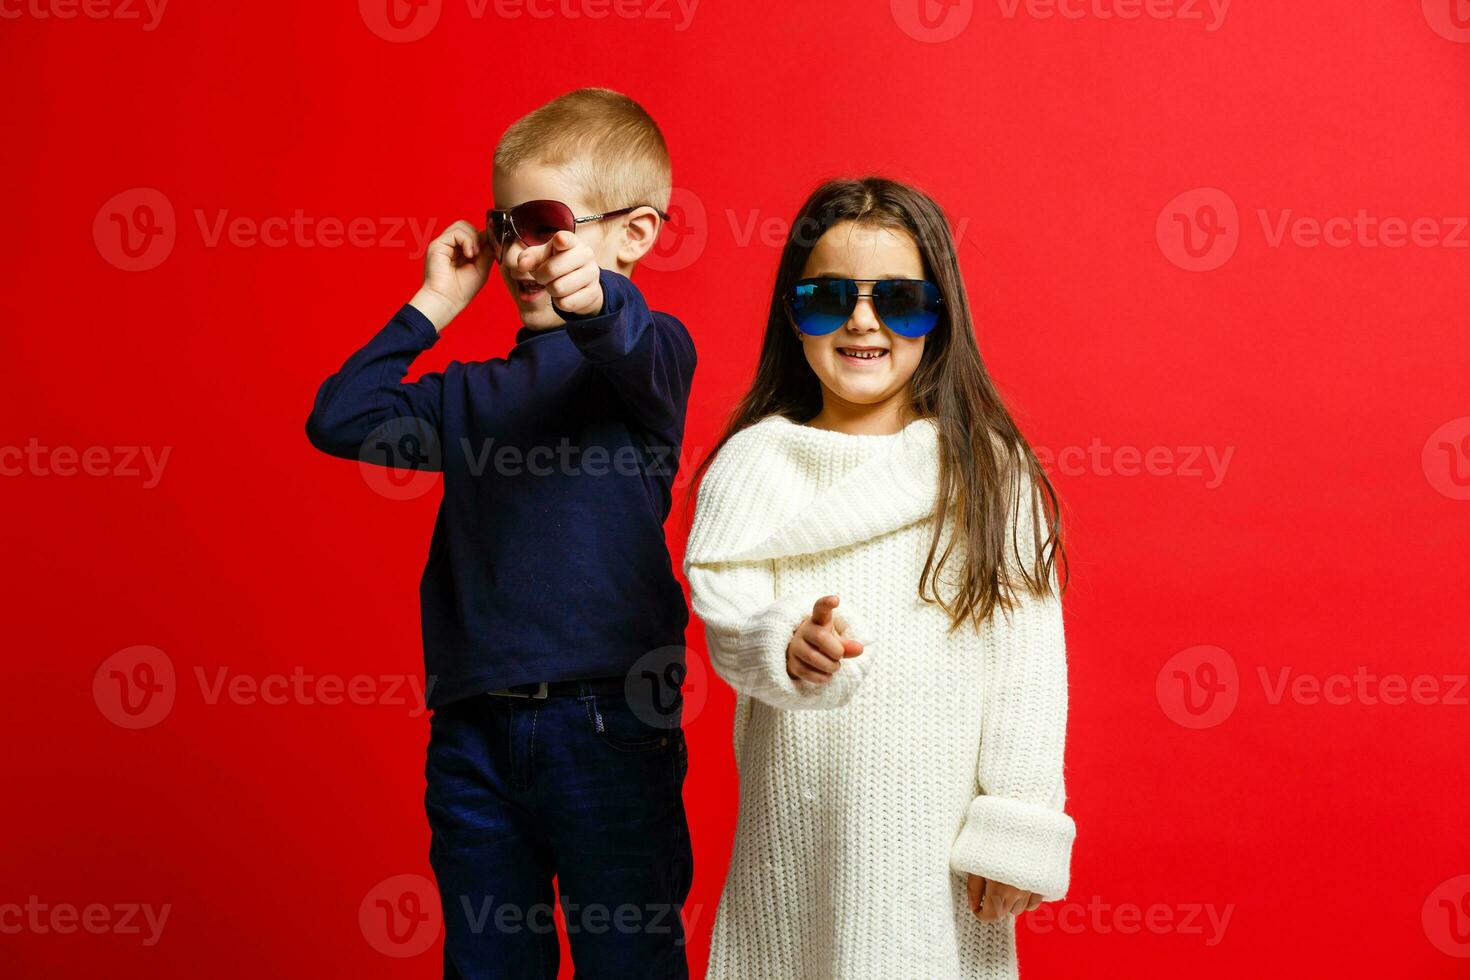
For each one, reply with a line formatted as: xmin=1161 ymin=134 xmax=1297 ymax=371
xmin=685 ymin=415 xmax=941 ymax=565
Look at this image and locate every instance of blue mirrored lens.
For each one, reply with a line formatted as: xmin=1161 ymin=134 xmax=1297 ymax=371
xmin=873 ymin=280 xmax=942 ymax=337
xmin=787 ymin=279 xmax=852 ymax=335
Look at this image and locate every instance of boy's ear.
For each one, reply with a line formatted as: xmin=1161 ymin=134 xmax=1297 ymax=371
xmin=617 ymin=206 xmax=664 ymax=266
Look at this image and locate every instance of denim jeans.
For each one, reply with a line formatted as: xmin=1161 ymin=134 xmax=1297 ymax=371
xmin=425 ymin=682 xmax=693 ymax=979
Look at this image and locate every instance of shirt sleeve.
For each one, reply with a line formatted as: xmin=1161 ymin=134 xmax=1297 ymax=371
xmin=948 ymin=469 xmax=1076 ymax=900
xmin=557 ymin=268 xmax=696 ymax=451
xmin=304 ymin=303 xmax=446 ymax=465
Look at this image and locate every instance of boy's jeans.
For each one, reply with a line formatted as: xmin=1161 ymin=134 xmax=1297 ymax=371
xmin=425 ymin=681 xmax=693 ymax=979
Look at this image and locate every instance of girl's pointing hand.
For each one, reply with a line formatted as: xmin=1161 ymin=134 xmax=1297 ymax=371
xmin=786 ymin=594 xmax=864 ymax=684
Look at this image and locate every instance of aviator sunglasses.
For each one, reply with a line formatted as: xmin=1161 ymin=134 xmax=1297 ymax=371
xmin=487 ymin=199 xmax=672 ymax=248
xmin=784 ymin=277 xmax=945 ymax=338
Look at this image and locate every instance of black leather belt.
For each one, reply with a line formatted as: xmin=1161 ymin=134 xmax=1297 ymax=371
xmin=482 ymin=676 xmax=628 ymax=699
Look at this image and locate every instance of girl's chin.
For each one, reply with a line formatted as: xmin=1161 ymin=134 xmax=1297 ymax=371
xmin=827 ymin=381 xmax=894 ymax=403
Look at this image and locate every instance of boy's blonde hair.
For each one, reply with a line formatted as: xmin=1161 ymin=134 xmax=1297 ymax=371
xmin=494 ymin=88 xmax=671 ymax=214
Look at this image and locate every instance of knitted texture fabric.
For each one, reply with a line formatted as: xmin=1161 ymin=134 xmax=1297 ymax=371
xmin=683 ymin=414 xmax=1075 ymax=980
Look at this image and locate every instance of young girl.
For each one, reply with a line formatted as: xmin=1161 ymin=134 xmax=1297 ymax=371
xmin=683 ymin=178 xmax=1075 ymax=979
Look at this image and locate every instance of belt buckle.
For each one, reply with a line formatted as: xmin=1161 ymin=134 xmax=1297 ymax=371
xmin=487 ymin=681 xmax=549 ymax=699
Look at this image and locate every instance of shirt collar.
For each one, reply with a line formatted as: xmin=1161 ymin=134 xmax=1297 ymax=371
xmin=515 ymin=322 xmax=567 ymax=345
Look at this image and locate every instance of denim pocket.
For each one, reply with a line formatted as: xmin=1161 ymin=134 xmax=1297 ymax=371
xmin=586 ymin=691 xmax=675 ymax=752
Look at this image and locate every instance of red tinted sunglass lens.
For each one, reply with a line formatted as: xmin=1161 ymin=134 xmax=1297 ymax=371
xmin=510 ymin=199 xmax=574 ymax=246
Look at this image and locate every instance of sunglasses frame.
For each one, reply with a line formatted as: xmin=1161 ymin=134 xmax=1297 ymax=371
xmin=486 ymin=199 xmax=673 ymax=249
xmin=783 ymin=277 xmax=945 ymax=338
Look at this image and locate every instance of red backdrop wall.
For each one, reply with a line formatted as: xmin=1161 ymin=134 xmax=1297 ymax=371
xmin=3 ymin=0 xmax=1469 ymax=975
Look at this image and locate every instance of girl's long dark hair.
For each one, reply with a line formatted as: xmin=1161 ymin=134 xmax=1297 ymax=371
xmin=684 ymin=176 xmax=1066 ymax=633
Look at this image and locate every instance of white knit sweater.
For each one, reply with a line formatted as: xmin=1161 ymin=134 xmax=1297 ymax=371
xmin=683 ymin=414 xmax=1074 ymax=980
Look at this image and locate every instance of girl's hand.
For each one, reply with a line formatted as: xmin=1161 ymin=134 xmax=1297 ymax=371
xmin=411 ymin=220 xmax=495 ymax=331
xmin=967 ymin=875 xmax=1043 ymax=922
xmin=785 ymin=595 xmax=864 ymax=684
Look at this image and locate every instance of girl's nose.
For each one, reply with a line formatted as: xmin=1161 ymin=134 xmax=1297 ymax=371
xmin=847 ymin=295 xmax=883 ymax=331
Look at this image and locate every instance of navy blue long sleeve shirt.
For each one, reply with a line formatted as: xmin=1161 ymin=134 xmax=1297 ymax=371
xmin=306 ymin=269 xmax=697 ymax=708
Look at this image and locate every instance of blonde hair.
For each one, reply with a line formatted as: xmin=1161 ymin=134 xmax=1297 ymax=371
xmin=494 ymin=88 xmax=671 ymax=213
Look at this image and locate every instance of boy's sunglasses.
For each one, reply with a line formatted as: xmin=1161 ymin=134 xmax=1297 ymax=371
xmin=487 ymin=199 xmax=671 ymax=248
xmin=784 ymin=277 xmax=944 ymax=338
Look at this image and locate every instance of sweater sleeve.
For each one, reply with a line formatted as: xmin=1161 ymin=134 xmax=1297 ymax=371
xmin=684 ymin=560 xmax=872 ymax=712
xmin=949 ymin=470 xmax=1076 ymax=900
xmin=556 ymin=269 xmax=696 ymax=452
xmin=681 ymin=437 xmax=875 ymax=711
xmin=304 ymin=303 xmax=445 ymax=464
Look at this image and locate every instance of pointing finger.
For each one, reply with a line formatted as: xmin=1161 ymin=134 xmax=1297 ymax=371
xmin=810 ymin=595 xmax=838 ymax=628
xmin=516 ymin=243 xmax=546 ymax=274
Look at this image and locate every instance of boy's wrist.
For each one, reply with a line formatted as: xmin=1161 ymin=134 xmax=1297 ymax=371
xmin=408 ymin=287 xmax=460 ymax=333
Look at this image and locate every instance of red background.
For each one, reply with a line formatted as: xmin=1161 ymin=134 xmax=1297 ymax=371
xmin=4 ymin=0 xmax=1469 ymax=975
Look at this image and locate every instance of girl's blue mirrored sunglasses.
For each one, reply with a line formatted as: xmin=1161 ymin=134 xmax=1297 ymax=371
xmin=784 ymin=278 xmax=944 ymax=338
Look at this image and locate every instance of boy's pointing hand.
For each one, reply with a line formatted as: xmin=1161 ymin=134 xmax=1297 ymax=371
xmin=517 ymin=230 xmax=604 ymax=318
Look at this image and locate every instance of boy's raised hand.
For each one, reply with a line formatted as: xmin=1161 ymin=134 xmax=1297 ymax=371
xmin=410 ymin=220 xmax=495 ymax=333
xmin=786 ymin=595 xmax=864 ymax=684
xmin=516 ymin=229 xmax=605 ymax=318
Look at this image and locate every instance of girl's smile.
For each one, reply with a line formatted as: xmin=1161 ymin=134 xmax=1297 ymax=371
xmin=835 ymin=344 xmax=890 ymax=363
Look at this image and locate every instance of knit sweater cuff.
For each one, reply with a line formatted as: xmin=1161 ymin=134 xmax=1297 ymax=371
xmin=949 ymin=795 xmax=1076 ymax=901
xmin=737 ymin=591 xmax=872 ymax=711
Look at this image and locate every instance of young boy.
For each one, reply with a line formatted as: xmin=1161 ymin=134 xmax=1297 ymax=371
xmin=305 ymin=88 xmax=697 ymax=979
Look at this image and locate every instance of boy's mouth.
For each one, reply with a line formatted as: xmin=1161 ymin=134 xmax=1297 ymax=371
xmin=514 ymin=279 xmax=546 ymax=302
